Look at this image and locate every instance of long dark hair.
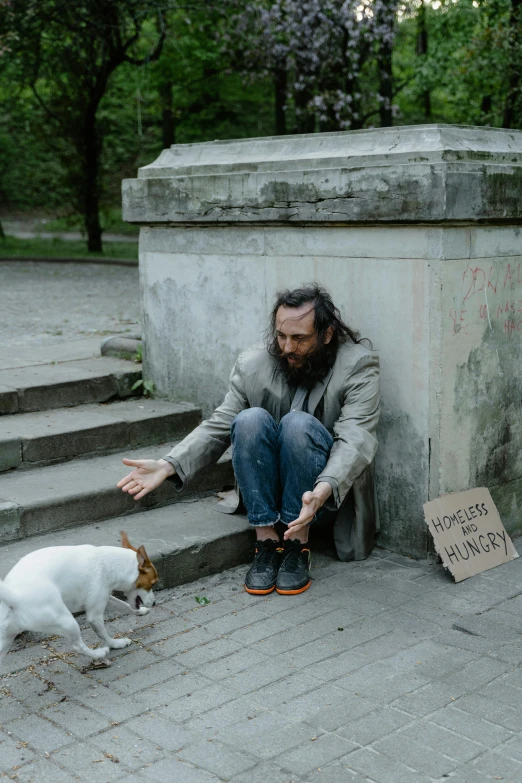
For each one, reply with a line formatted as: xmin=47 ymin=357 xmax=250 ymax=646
xmin=266 ymin=283 xmax=371 ymax=376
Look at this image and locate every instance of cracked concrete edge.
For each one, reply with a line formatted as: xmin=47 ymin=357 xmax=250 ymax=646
xmin=0 ymin=454 xmax=234 ymax=542
xmin=0 ymin=407 xmax=200 ymax=471
xmin=0 ymin=501 xmax=22 ymax=542
xmin=123 ymin=126 xmax=522 ymax=225
xmin=0 ymin=367 xmax=143 ymax=414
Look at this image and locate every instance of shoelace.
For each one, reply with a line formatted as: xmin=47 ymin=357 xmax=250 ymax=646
xmin=254 ymin=542 xmax=279 ymax=571
xmin=280 ymin=542 xmax=307 ymax=573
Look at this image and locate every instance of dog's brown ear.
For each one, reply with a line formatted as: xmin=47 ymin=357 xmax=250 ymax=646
xmin=120 ymin=531 xmax=137 ymax=552
xmin=136 ymin=544 xmax=150 ymax=569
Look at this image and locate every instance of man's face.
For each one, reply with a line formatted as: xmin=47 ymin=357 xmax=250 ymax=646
xmin=276 ymin=304 xmax=331 ymax=368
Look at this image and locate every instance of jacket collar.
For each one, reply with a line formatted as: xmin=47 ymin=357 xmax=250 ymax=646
xmin=290 ymin=366 xmax=335 ymax=417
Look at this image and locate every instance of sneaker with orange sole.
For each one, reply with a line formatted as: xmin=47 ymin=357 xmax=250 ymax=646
xmin=276 ymin=539 xmax=311 ymax=595
xmin=244 ymin=539 xmax=282 ymax=595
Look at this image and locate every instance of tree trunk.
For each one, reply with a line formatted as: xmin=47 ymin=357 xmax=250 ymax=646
xmin=293 ymin=85 xmax=315 ymax=134
xmin=481 ymin=94 xmax=492 ymax=122
xmin=417 ymin=0 xmax=431 ymax=120
xmin=378 ymin=46 xmax=393 ymax=127
xmin=82 ymin=113 xmax=103 ymax=253
xmin=377 ymin=3 xmax=395 ymax=127
xmin=503 ymin=0 xmax=522 ymax=128
xmin=274 ymin=63 xmax=287 ymax=135
xmin=159 ymin=79 xmax=175 ymax=148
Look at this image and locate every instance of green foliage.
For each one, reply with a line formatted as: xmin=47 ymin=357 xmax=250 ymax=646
xmin=45 ymin=209 xmax=139 ymax=236
xmin=0 ymin=0 xmax=167 ymax=251
xmin=131 ymin=378 xmax=155 ymax=397
xmin=0 ymin=236 xmax=138 ymax=260
xmin=134 ymin=343 xmax=143 ymax=363
xmin=393 ymin=0 xmax=512 ymax=127
xmin=1 ymin=0 xmax=521 ymax=232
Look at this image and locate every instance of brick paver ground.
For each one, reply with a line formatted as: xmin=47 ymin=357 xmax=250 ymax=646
xmin=2 ymin=541 xmax=522 ymax=783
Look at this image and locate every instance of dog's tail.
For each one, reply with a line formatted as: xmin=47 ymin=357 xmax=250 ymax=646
xmin=0 ymin=579 xmax=18 ymax=609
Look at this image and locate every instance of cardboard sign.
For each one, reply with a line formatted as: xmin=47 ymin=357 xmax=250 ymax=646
xmin=423 ymin=487 xmax=519 ymax=582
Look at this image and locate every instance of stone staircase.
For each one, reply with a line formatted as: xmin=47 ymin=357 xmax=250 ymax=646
xmin=0 ymin=354 xmax=251 ymax=588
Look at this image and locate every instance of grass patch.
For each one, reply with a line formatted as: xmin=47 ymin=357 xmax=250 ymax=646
xmin=45 ymin=208 xmax=139 ymax=237
xmin=0 ymin=236 xmax=138 ymax=262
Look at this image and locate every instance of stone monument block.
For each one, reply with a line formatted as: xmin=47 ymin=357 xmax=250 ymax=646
xmin=123 ymin=125 xmax=522 ymax=557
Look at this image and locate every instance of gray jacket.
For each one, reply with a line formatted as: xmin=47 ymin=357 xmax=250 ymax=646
xmin=164 ymin=341 xmax=380 ymax=561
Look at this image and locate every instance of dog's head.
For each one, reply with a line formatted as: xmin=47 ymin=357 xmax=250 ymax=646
xmin=120 ymin=531 xmax=158 ymax=609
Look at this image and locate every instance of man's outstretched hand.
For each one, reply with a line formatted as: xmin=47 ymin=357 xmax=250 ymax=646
xmin=117 ymin=458 xmax=175 ymax=501
xmin=284 ymin=481 xmax=333 ymax=540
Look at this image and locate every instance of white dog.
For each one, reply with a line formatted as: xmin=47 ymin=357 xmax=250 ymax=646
xmin=0 ymin=532 xmax=158 ymax=670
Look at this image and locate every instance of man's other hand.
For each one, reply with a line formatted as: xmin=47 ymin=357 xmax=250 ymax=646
xmin=284 ymin=481 xmax=333 ymax=540
xmin=117 ymin=458 xmax=175 ymax=500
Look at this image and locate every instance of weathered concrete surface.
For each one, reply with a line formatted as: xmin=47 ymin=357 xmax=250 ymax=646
xmin=0 ymin=399 xmax=200 ymax=470
xmin=123 ymin=125 xmax=522 ymax=225
xmin=0 ymin=337 xmax=103 ymax=371
xmin=435 ymin=252 xmax=522 ymax=538
xmin=0 ymin=441 xmax=233 ymax=542
xmin=0 ymin=500 xmax=20 ymax=541
xmin=124 ymin=125 xmax=522 ymax=559
xmin=0 ymin=385 xmax=19 ymax=415
xmin=0 ymin=358 xmax=142 ymax=414
xmin=0 ymin=437 xmax=21 ymax=471
xmin=100 ymin=335 xmax=141 ymax=361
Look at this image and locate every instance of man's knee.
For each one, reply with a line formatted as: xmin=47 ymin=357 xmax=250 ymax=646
xmin=279 ymin=411 xmax=332 ymax=452
xmin=279 ymin=411 xmax=316 ymax=441
xmin=231 ymin=407 xmax=274 ymax=438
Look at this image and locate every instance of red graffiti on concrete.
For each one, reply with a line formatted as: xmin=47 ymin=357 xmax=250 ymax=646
xmin=450 ymin=261 xmax=522 ymax=336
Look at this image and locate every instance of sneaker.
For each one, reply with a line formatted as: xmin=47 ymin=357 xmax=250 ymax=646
xmin=244 ymin=539 xmax=282 ymax=595
xmin=276 ymin=540 xmax=311 ymax=595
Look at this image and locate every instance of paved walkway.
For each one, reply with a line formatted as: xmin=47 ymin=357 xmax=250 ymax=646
xmin=2 ymin=543 xmax=522 ymax=783
xmin=0 ymin=260 xmax=140 ymax=368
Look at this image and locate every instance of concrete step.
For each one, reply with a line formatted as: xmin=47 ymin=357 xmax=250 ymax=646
xmin=0 ymin=442 xmax=234 ymax=543
xmin=0 ymin=495 xmax=251 ymax=590
xmin=0 ymin=357 xmax=142 ymax=415
xmin=0 ymin=336 xmax=103 ymax=370
xmin=0 ymin=398 xmax=201 ymax=472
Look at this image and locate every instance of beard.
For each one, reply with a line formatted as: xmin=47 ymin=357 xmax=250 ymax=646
xmin=275 ymin=342 xmax=334 ymax=390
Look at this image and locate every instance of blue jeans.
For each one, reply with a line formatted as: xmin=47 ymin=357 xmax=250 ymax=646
xmin=230 ymin=408 xmax=334 ymax=527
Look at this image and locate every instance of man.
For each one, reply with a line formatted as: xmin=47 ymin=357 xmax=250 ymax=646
xmin=118 ymin=284 xmax=380 ymax=596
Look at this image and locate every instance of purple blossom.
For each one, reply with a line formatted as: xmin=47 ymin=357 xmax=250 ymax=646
xmin=224 ymin=0 xmax=399 ymax=130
